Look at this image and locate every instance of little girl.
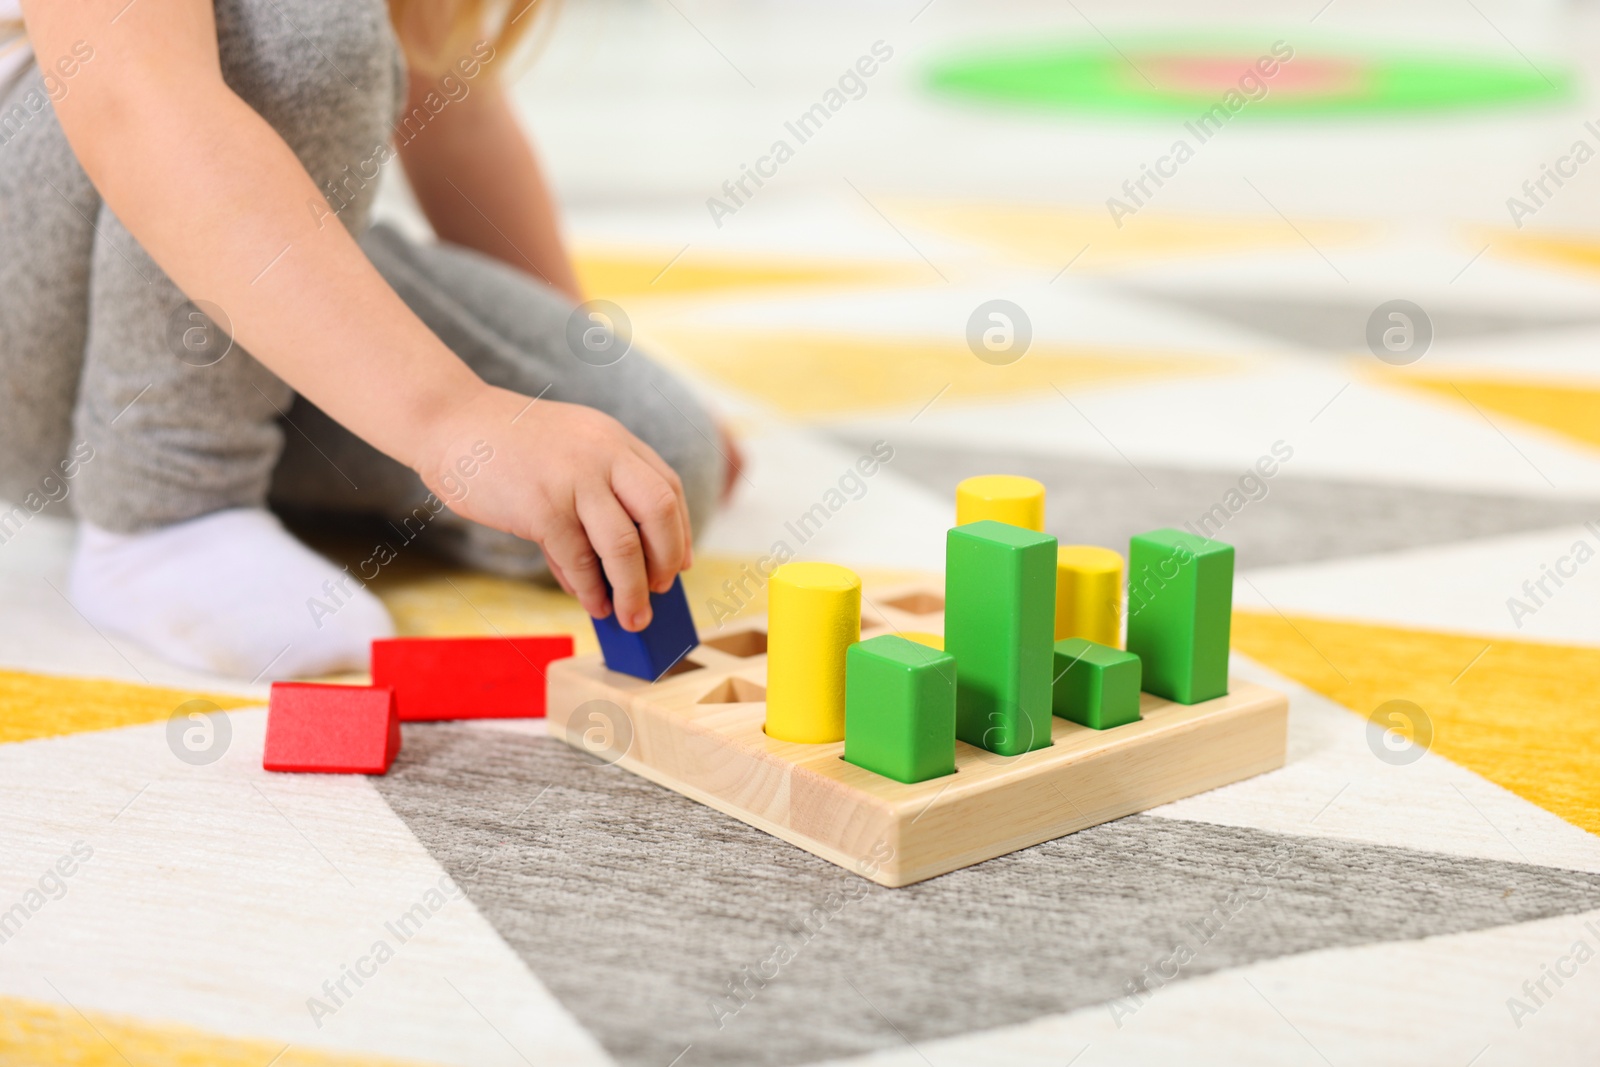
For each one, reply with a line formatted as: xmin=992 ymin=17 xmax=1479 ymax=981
xmin=0 ymin=0 xmax=733 ymax=679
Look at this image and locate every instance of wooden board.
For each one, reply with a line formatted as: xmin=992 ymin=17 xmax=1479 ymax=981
xmin=547 ymin=582 xmax=1288 ymax=887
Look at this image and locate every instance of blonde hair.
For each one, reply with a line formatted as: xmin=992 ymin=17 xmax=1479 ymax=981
xmin=387 ymin=0 xmax=554 ymax=78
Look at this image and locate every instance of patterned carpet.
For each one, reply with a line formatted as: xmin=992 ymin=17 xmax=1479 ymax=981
xmin=4 ymin=1 xmax=1600 ymax=1064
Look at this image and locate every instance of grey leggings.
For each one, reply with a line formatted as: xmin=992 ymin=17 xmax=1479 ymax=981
xmin=0 ymin=0 xmax=722 ymax=575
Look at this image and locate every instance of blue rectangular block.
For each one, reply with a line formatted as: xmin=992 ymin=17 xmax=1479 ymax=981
xmin=591 ymin=575 xmax=700 ymax=681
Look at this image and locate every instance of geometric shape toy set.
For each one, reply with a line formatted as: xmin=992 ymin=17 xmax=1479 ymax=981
xmin=548 ymin=475 xmax=1288 ymax=886
xmin=260 ymin=472 xmax=1286 ymax=885
xmin=546 ymin=577 xmax=1287 ymax=887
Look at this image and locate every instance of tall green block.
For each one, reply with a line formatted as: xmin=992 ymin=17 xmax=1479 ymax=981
xmin=945 ymin=520 xmax=1057 ymax=756
xmin=843 ymin=635 xmax=957 ymax=784
xmin=1052 ymin=638 xmax=1141 ymax=729
xmin=1125 ymin=528 xmax=1233 ymax=704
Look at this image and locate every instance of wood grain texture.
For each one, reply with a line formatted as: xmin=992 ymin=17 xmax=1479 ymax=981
xmin=548 ymin=584 xmax=1289 ymax=886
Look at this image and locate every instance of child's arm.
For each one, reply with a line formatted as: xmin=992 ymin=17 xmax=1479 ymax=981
xmin=23 ymin=0 xmax=689 ymax=630
xmin=397 ymin=70 xmax=750 ymax=502
xmin=397 ymin=72 xmax=582 ymax=303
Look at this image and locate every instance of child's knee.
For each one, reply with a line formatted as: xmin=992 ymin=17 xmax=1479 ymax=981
xmin=636 ymin=378 xmax=724 ymax=538
xmin=217 ymin=0 xmax=402 ymax=225
xmin=220 ymin=0 xmax=397 ymax=96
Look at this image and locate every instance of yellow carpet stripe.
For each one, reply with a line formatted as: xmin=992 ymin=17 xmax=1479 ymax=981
xmin=1232 ymin=609 xmax=1600 ymax=836
xmin=1483 ymin=228 xmax=1600 ymax=277
xmin=574 ymin=249 xmax=921 ymax=300
xmin=643 ymin=328 xmax=1235 ymax=416
xmin=0 ymin=669 xmax=260 ymax=747
xmin=1372 ymin=369 xmax=1600 ymax=453
xmin=0 ymin=995 xmax=442 ymax=1066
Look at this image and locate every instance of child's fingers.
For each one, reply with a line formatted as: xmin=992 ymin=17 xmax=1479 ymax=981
xmin=613 ymin=456 xmax=688 ymax=594
xmin=545 ymin=554 xmax=576 ymax=598
xmin=628 ymin=441 xmax=694 ymax=572
xmin=541 ymin=516 xmax=612 ymax=620
xmin=576 ymin=491 xmax=653 ymax=631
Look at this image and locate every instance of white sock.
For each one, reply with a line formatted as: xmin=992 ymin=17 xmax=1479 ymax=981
xmin=68 ymin=508 xmax=393 ymax=680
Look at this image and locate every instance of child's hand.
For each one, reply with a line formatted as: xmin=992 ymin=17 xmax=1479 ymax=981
xmin=422 ymin=386 xmax=693 ymax=631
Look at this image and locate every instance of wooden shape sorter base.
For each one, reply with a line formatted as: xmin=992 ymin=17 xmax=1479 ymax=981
xmin=547 ymin=583 xmax=1288 ymax=888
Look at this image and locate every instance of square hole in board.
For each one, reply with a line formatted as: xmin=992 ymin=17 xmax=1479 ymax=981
xmin=701 ymin=630 xmax=767 ymax=657
xmin=658 ymin=657 xmax=704 ymax=679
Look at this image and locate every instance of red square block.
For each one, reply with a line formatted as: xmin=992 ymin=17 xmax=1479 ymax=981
xmin=371 ymin=635 xmax=575 ymax=721
xmin=263 ymin=683 xmax=400 ymax=774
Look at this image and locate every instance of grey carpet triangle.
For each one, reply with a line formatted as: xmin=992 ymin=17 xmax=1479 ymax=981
xmin=1120 ymin=289 xmax=1600 ymax=352
xmin=850 ymin=439 xmax=1600 ymax=568
xmin=375 ymin=725 xmax=1600 ymax=1067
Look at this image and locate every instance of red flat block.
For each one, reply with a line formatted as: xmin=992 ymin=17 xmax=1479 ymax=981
xmin=371 ymin=635 xmax=575 ymax=721
xmin=264 ymin=683 xmax=400 ymax=775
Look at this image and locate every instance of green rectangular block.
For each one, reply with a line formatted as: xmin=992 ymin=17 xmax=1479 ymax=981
xmin=843 ymin=635 xmax=957 ymax=784
xmin=944 ymin=520 xmax=1057 ymax=756
xmin=1052 ymin=638 xmax=1142 ymax=729
xmin=1125 ymin=528 xmax=1233 ymax=704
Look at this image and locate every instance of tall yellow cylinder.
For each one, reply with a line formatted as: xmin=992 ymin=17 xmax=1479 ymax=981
xmin=955 ymin=475 xmax=1045 ymax=531
xmin=1055 ymin=545 xmax=1123 ymax=646
xmin=765 ymin=562 xmax=861 ymax=743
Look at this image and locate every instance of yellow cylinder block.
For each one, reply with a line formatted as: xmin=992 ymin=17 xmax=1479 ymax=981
xmin=765 ymin=562 xmax=861 ymax=743
xmin=955 ymin=475 xmax=1045 ymax=532
xmin=1055 ymin=545 xmax=1123 ymax=647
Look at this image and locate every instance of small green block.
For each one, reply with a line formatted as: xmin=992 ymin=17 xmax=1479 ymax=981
xmin=945 ymin=520 xmax=1057 ymax=757
xmin=1125 ymin=528 xmax=1234 ymax=705
xmin=843 ymin=635 xmax=957 ymax=784
xmin=1052 ymin=638 xmax=1141 ymax=729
